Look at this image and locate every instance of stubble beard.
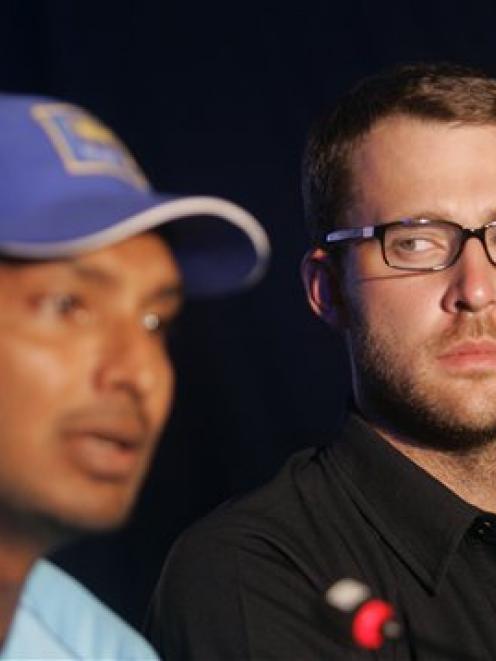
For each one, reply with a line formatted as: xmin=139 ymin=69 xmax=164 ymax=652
xmin=348 ymin=310 xmax=496 ymax=453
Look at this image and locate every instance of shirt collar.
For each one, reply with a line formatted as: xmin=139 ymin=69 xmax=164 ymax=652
xmin=328 ymin=414 xmax=480 ymax=593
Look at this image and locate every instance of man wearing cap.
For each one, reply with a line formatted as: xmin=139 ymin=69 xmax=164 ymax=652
xmin=0 ymin=93 xmax=269 ymax=659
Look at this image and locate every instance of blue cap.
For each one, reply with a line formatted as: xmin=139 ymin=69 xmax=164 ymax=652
xmin=0 ymin=94 xmax=270 ymax=296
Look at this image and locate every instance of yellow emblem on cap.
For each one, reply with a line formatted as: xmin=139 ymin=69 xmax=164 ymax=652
xmin=70 ymin=116 xmax=117 ymax=143
xmin=31 ymin=103 xmax=150 ymax=191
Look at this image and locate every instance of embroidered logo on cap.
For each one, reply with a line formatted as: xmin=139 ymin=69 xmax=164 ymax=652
xmin=31 ymin=103 xmax=150 ymax=190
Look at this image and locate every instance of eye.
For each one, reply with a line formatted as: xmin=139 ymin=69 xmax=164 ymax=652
xmin=395 ymin=237 xmax=437 ymax=252
xmin=142 ymin=312 xmax=176 ymax=343
xmin=486 ymin=226 xmax=496 ymax=246
xmin=29 ymin=292 xmax=94 ymax=327
xmin=36 ymin=292 xmax=86 ymax=316
xmin=388 ymin=228 xmax=451 ymax=256
xmin=52 ymin=293 xmax=83 ymax=314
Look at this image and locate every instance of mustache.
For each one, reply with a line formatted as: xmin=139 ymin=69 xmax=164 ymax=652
xmin=429 ymin=316 xmax=496 ymax=352
xmin=58 ymin=404 xmax=151 ymax=438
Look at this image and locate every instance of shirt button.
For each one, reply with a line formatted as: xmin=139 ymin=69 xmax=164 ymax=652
xmin=471 ymin=517 xmax=496 ymax=543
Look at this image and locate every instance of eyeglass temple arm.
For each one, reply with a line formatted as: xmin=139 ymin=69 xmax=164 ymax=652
xmin=325 ymin=226 xmax=376 ymax=243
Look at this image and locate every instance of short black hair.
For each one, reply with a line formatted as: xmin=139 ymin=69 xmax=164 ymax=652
xmin=302 ymin=62 xmax=496 ymax=246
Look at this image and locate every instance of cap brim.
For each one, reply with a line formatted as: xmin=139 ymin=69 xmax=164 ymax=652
xmin=0 ymin=192 xmax=270 ymax=297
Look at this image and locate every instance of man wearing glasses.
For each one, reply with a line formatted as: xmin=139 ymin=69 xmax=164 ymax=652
xmin=148 ymin=63 xmax=496 ymax=659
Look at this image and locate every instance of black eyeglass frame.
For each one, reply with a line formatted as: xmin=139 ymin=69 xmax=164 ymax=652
xmin=323 ymin=218 xmax=496 ymax=272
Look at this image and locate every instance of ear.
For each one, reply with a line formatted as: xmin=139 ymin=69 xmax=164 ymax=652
xmin=301 ymin=248 xmax=348 ymax=330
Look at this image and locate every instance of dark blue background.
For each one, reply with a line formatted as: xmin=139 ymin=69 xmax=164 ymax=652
xmin=1 ymin=0 xmax=495 ymax=627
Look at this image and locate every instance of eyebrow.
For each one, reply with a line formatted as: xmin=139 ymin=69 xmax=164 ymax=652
xmin=69 ymin=263 xmax=120 ymax=286
xmin=383 ymin=209 xmax=496 ymax=224
xmin=379 ymin=211 xmax=451 ymax=223
xmin=67 ymin=262 xmax=184 ymax=305
xmin=143 ymin=284 xmax=184 ymax=307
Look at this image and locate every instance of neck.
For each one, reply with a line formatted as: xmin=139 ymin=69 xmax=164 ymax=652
xmin=372 ymin=422 xmax=496 ymax=512
xmin=0 ymin=536 xmax=43 ymax=646
xmin=0 ymin=509 xmax=59 ymax=648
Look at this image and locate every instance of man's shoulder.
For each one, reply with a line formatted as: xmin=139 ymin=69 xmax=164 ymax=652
xmin=189 ymin=446 xmax=331 ymax=526
xmin=168 ymin=441 xmax=351 ymax=570
xmin=2 ymin=559 xmax=159 ymax=660
xmin=146 ymin=435 xmax=371 ymax=658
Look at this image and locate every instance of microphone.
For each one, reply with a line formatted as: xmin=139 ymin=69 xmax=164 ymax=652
xmin=324 ymin=578 xmax=402 ymax=650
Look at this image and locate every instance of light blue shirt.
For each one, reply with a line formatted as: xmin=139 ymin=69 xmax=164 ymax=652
xmin=1 ymin=559 xmax=159 ymax=659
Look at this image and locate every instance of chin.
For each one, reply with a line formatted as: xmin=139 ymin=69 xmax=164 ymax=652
xmin=31 ymin=488 xmax=140 ymax=542
xmin=65 ymin=493 xmax=138 ymax=532
xmin=362 ymin=381 xmax=496 ymax=452
xmin=353 ymin=341 xmax=496 ymax=451
xmin=65 ymin=507 xmax=133 ymax=533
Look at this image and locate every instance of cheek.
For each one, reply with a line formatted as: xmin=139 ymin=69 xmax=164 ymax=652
xmin=151 ymin=353 xmax=176 ymax=426
xmin=345 ymin=246 xmax=448 ymax=338
xmin=0 ymin=340 xmax=73 ymax=461
xmin=350 ymin=278 xmax=444 ymax=347
xmin=0 ymin=339 xmax=70 ymax=403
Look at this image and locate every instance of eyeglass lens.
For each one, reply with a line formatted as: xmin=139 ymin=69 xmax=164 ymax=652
xmin=383 ymin=222 xmax=496 ymax=270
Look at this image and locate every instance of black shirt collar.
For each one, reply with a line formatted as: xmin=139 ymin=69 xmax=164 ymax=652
xmin=328 ymin=414 xmax=480 ymax=593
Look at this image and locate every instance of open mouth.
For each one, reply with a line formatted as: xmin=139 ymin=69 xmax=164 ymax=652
xmin=61 ymin=427 xmax=147 ymax=481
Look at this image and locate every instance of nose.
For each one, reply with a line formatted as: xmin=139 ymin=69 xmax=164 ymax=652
xmin=442 ymin=237 xmax=496 ymax=314
xmin=94 ymin=319 xmax=169 ymax=402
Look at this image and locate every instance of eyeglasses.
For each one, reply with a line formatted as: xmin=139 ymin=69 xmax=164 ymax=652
xmin=324 ymin=218 xmax=496 ymax=272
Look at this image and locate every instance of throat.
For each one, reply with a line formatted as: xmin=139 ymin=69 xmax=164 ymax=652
xmin=0 ymin=578 xmax=24 ymax=647
xmin=0 ymin=519 xmax=48 ymax=649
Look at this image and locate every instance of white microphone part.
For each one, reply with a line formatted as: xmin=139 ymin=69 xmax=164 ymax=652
xmin=325 ymin=578 xmax=372 ymax=612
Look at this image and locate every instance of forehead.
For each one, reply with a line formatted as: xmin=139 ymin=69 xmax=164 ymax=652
xmin=349 ymin=116 xmax=496 ymax=226
xmin=0 ymin=232 xmax=183 ymax=301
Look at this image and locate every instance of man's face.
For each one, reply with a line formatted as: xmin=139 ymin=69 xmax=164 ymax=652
xmin=0 ymin=232 xmax=182 ymax=536
xmin=312 ymin=116 xmax=496 ymax=449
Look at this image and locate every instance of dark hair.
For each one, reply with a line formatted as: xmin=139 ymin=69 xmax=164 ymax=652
xmin=302 ymin=62 xmax=496 ymax=246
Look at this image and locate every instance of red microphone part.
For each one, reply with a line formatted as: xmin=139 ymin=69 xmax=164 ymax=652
xmin=352 ymin=599 xmax=395 ymax=650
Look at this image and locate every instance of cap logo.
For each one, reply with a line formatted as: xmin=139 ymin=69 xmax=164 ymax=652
xmin=31 ymin=103 xmax=150 ymax=190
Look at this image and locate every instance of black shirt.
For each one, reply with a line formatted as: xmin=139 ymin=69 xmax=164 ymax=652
xmin=146 ymin=415 xmax=496 ymax=660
